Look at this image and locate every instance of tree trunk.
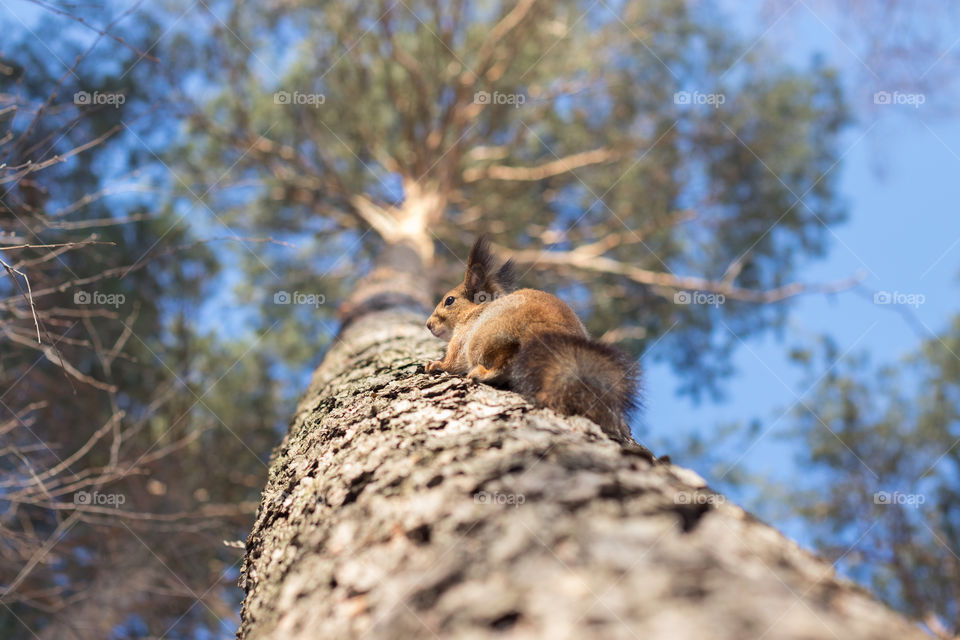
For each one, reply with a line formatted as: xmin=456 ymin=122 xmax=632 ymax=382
xmin=238 ymin=242 xmax=925 ymax=640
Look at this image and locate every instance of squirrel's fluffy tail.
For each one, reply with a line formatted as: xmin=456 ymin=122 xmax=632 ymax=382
xmin=510 ymin=333 xmax=639 ymax=442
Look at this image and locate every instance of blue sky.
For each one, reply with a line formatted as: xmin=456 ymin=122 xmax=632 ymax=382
xmin=645 ymin=2 xmax=960 ymax=543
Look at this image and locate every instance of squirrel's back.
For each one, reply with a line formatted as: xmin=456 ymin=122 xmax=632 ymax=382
xmin=510 ymin=331 xmax=638 ymax=442
xmin=472 ymin=290 xmax=638 ymax=442
xmin=462 ymin=288 xmax=588 ymax=347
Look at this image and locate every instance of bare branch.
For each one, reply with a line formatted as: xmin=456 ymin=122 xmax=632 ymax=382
xmin=1 ymin=256 xmax=41 ymax=342
xmin=505 ymin=246 xmax=867 ymax=303
xmin=25 ymin=0 xmax=157 ymax=62
xmin=463 ymin=147 xmax=621 ymax=182
xmin=471 ymin=0 xmax=541 ymax=81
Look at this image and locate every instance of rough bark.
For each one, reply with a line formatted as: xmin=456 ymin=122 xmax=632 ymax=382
xmin=238 ymin=249 xmax=926 ymax=640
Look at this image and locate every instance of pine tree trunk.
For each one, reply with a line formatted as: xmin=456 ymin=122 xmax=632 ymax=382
xmin=237 ymin=242 xmax=925 ymax=640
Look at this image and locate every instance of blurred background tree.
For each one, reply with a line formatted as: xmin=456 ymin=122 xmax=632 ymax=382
xmin=694 ymin=306 xmax=960 ymax=637
xmin=169 ymin=0 xmax=850 ymax=401
xmin=769 ymin=313 xmax=960 ymax=636
xmin=0 ymin=9 xmax=280 ymax=638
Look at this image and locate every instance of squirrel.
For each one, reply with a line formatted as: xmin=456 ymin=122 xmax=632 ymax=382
xmin=424 ymin=236 xmax=640 ymax=443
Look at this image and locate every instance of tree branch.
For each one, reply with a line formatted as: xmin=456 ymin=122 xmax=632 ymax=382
xmin=463 ymin=147 xmax=621 ymax=182
xmin=505 ymin=247 xmax=866 ymax=303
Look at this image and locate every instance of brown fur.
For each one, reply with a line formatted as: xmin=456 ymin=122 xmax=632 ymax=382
xmin=425 ymin=236 xmax=639 ymax=442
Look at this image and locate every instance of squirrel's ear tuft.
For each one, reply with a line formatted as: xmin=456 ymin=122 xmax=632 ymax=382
xmin=466 ymin=235 xmax=494 ymax=275
xmin=464 ymin=235 xmax=492 ymax=293
xmin=465 ymin=235 xmax=514 ymax=297
xmin=495 ymin=258 xmax=517 ymax=292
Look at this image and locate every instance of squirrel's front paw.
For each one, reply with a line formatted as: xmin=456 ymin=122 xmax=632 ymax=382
xmin=425 ymin=360 xmax=444 ymax=373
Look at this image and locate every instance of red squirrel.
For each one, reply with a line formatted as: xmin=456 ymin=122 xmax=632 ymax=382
xmin=425 ymin=236 xmax=639 ymax=442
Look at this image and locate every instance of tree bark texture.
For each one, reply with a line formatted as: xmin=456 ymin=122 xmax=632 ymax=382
xmin=238 ymin=261 xmax=926 ymax=640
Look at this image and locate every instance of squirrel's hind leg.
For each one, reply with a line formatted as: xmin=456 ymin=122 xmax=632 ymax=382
xmin=467 ymin=363 xmax=506 ymax=384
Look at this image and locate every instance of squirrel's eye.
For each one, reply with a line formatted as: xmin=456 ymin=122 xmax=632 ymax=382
xmin=444 ymin=296 xmax=455 ymax=306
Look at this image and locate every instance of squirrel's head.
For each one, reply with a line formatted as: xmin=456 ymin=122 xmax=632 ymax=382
xmin=425 ymin=235 xmax=516 ymax=340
